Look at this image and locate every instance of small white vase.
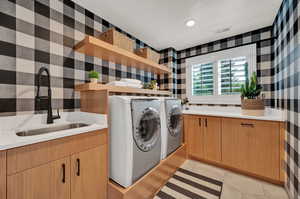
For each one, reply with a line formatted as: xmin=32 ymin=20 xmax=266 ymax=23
xmin=90 ymin=78 xmax=98 ymax=83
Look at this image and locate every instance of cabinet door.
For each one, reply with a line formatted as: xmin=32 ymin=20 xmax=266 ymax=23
xmin=204 ymin=117 xmax=222 ymax=162
xmin=222 ymin=118 xmax=249 ymax=171
xmin=71 ymin=145 xmax=107 ymax=199
xmin=247 ymin=120 xmax=280 ymax=180
xmin=184 ymin=115 xmax=204 ymax=159
xmin=7 ymin=157 xmax=70 ymax=199
xmin=52 ymin=158 xmax=71 ymax=199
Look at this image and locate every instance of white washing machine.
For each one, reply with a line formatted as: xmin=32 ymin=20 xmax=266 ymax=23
xmin=109 ymin=96 xmax=162 ymax=188
xmin=156 ymin=97 xmax=168 ymax=160
xmin=157 ymin=98 xmax=183 ymax=159
xmin=164 ymin=98 xmax=183 ymax=157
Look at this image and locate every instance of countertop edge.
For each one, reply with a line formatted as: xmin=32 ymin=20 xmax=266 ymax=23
xmin=182 ymin=111 xmax=285 ymax=122
xmin=0 ymin=124 xmax=108 ymax=151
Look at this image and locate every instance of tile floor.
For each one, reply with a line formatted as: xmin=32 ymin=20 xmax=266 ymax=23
xmin=181 ymin=160 xmax=289 ymax=199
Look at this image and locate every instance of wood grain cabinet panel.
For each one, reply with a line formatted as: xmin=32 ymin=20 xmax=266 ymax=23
xmin=71 ymin=146 xmax=107 ymax=199
xmin=185 ymin=115 xmax=221 ymax=163
xmin=184 ymin=115 xmax=204 ymax=159
xmin=7 ymin=157 xmax=70 ymax=199
xmin=204 ymin=117 xmax=222 ymax=162
xmin=222 ymin=118 xmax=280 ymax=180
xmin=7 ymin=141 xmax=52 ymax=175
xmin=222 ymin=118 xmax=251 ymax=171
xmin=52 ymin=158 xmax=71 ymax=199
xmin=185 ymin=115 xmax=283 ymax=183
xmin=7 ymin=130 xmax=107 ymax=175
xmin=5 ymin=129 xmax=108 ymax=199
xmin=247 ymin=120 xmax=280 ymax=180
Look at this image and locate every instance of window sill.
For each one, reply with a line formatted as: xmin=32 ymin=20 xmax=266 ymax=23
xmin=188 ymin=95 xmax=241 ymax=105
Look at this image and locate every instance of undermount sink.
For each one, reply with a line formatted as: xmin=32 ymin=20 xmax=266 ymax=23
xmin=16 ymin=123 xmax=90 ymax=137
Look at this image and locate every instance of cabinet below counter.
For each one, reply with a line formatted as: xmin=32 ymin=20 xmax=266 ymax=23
xmin=183 ymin=114 xmax=285 ymax=184
xmin=0 ymin=129 xmax=108 ymax=199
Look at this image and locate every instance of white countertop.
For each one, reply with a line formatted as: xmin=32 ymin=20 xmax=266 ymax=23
xmin=0 ymin=111 xmax=107 ymax=150
xmin=183 ymin=106 xmax=285 ymax=122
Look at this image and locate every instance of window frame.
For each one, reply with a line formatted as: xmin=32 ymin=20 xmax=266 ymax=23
xmin=186 ymin=44 xmax=257 ymax=104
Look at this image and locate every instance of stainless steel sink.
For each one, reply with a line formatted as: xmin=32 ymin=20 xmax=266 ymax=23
xmin=16 ymin=123 xmax=90 ymax=137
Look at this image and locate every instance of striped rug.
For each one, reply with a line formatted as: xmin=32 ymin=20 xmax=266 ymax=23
xmin=154 ymin=167 xmax=223 ymax=199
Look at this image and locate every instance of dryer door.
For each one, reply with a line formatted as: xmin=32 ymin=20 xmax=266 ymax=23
xmin=134 ymin=107 xmax=160 ymax=152
xmin=167 ymin=105 xmax=182 ymax=137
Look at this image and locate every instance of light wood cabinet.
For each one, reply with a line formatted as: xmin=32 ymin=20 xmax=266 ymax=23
xmin=184 ymin=115 xmax=221 ymax=162
xmin=250 ymin=121 xmax=280 ymax=179
xmin=71 ymin=146 xmax=107 ymax=199
xmin=0 ymin=151 xmax=6 ymax=199
xmin=4 ymin=129 xmax=108 ymax=199
xmin=222 ymin=118 xmax=281 ymax=180
xmin=52 ymin=158 xmax=71 ymax=199
xmin=204 ymin=117 xmax=221 ymax=162
xmin=184 ymin=115 xmax=204 ymax=159
xmin=184 ymin=114 xmax=284 ymax=183
xmin=222 ymin=118 xmax=250 ymax=171
xmin=7 ymin=157 xmax=70 ymax=199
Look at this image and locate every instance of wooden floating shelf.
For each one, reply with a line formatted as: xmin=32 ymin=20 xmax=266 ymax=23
xmin=75 ymin=83 xmax=172 ymax=96
xmin=74 ymin=36 xmax=171 ymax=74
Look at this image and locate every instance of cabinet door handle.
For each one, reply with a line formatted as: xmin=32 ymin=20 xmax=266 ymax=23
xmin=62 ymin=164 xmax=66 ymax=183
xmin=205 ymin=118 xmax=207 ymax=127
xmin=76 ymin=158 xmax=80 ymax=176
xmin=198 ymin=118 xmax=201 ymax=126
xmin=241 ymin=123 xmax=254 ymax=128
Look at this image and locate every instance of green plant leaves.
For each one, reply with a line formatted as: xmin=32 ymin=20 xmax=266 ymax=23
xmin=88 ymin=70 xmax=99 ymax=79
xmin=240 ymin=72 xmax=262 ymax=99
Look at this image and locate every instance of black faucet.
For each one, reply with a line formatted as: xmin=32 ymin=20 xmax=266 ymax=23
xmin=36 ymin=67 xmax=60 ymax=124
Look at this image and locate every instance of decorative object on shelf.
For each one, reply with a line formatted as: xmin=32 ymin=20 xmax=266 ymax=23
xmin=98 ymin=28 xmax=134 ymax=52
xmin=135 ymin=47 xmax=160 ymax=63
xmin=181 ymin=97 xmax=190 ymax=110
xmin=88 ymin=70 xmax=99 ymax=83
xmin=240 ymin=72 xmax=265 ymax=116
xmin=143 ymin=80 xmax=158 ymax=90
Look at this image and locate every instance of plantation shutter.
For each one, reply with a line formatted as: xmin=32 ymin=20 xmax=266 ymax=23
xmin=218 ymin=57 xmax=248 ymax=95
xmin=192 ymin=63 xmax=214 ymax=96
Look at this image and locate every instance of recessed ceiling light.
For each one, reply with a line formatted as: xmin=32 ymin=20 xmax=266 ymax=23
xmin=186 ymin=20 xmax=195 ymax=27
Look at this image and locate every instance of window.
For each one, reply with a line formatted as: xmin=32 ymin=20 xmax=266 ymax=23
xmin=218 ymin=57 xmax=248 ymax=95
xmin=192 ymin=62 xmax=214 ymax=96
xmin=186 ymin=44 xmax=256 ymax=104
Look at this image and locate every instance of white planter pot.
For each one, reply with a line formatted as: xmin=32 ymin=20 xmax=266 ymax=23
xmin=90 ymin=78 xmax=98 ymax=83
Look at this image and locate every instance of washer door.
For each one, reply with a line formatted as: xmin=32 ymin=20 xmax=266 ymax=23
xmin=167 ymin=105 xmax=182 ymax=137
xmin=134 ymin=107 xmax=160 ymax=152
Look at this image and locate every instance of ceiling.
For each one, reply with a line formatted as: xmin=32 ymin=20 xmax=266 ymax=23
xmin=73 ymin=0 xmax=282 ymax=51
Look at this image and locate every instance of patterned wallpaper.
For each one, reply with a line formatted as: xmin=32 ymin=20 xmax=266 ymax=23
xmin=175 ymin=27 xmax=275 ymax=107
xmin=159 ymin=47 xmax=177 ymax=95
xmin=0 ymin=0 xmax=299 ymax=197
xmin=273 ymin=0 xmax=300 ymax=198
xmin=0 ymin=0 xmax=159 ymax=116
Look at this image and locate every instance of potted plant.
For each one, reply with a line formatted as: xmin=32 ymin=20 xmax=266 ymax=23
xmin=143 ymin=80 xmax=158 ymax=90
xmin=88 ymin=70 xmax=99 ymax=83
xmin=240 ymin=72 xmax=265 ymax=115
